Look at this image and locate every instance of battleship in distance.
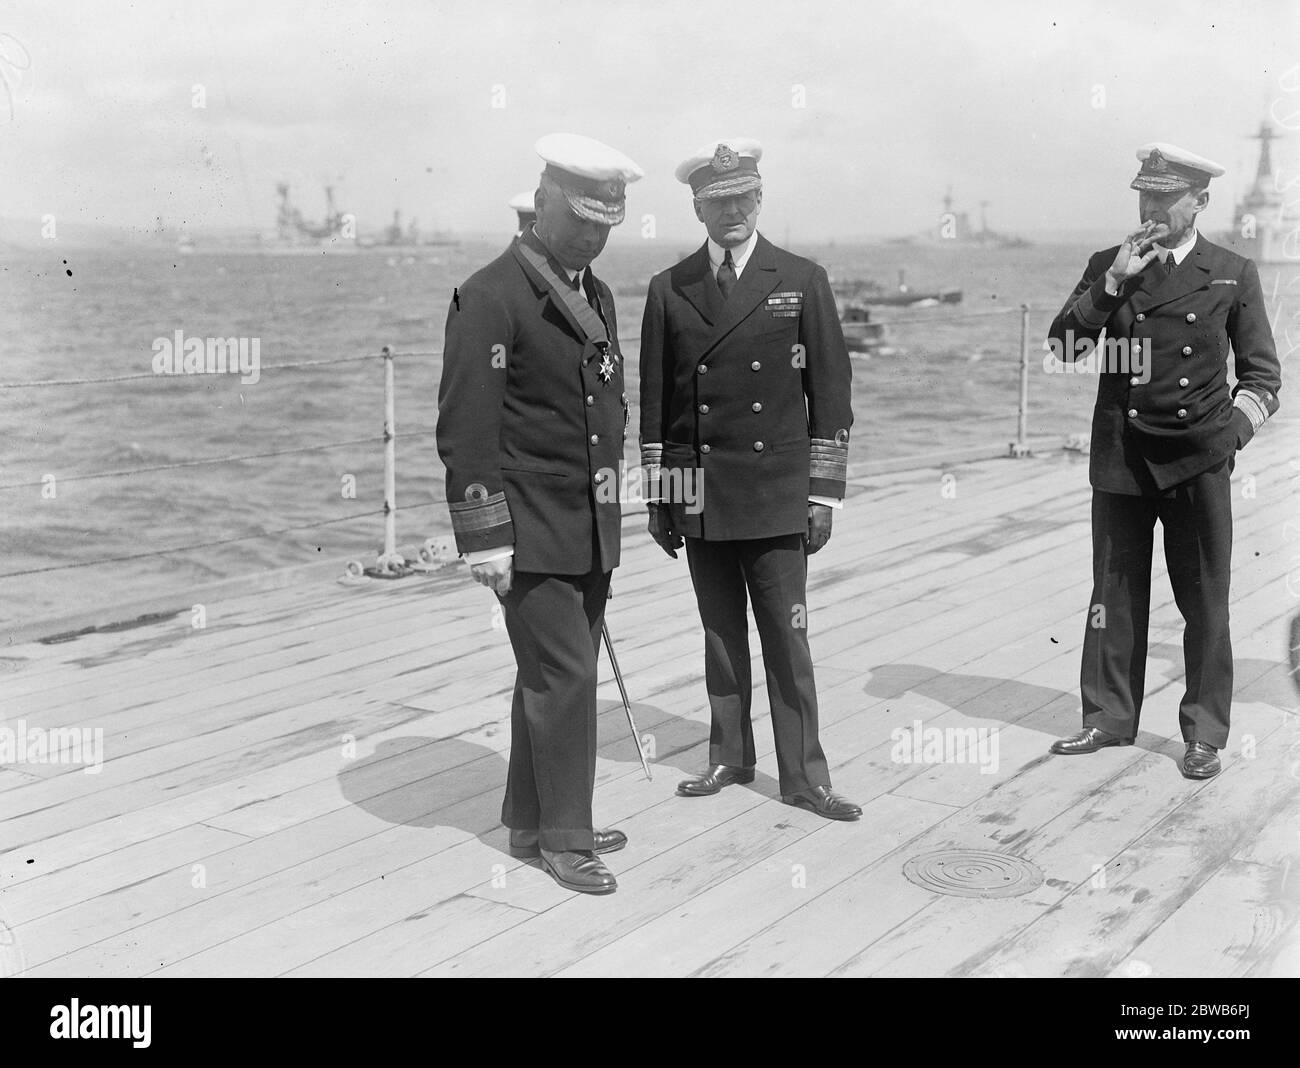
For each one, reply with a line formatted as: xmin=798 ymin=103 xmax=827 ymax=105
xmin=890 ymin=188 xmax=1030 ymax=249
xmin=889 ymin=122 xmax=1297 ymax=263
xmin=272 ymin=183 xmax=458 ymax=252
xmin=1216 ymin=122 xmax=1298 ymax=265
xmin=157 ymin=183 xmax=460 ymax=254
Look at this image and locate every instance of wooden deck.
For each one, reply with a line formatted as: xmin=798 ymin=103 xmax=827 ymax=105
xmin=2 ymin=426 xmax=1297 ymax=978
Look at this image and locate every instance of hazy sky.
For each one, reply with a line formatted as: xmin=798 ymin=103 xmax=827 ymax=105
xmin=2 ymin=0 xmax=1298 ymax=243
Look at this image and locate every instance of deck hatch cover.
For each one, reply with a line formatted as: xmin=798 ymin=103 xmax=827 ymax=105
xmin=903 ymin=849 xmax=1043 ymax=899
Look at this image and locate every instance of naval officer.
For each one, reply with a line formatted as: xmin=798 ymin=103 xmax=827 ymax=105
xmin=437 ymin=134 xmax=642 ymax=892
xmin=508 ymin=190 xmax=537 ymax=235
xmin=639 ymin=139 xmax=862 ymax=819
xmin=1047 ymin=142 xmax=1280 ymax=779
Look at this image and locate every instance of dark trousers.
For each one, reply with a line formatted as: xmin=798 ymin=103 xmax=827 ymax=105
xmin=1081 ymin=461 xmax=1233 ymax=748
xmin=498 ymin=566 xmax=611 ymax=852
xmin=685 ymin=533 xmax=830 ymax=794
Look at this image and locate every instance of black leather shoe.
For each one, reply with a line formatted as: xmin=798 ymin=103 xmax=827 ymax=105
xmin=1182 ymin=741 xmax=1221 ymax=780
xmin=538 ymin=849 xmax=617 ymax=894
xmin=508 ymin=828 xmax=627 ymax=858
xmin=781 ymin=785 xmax=862 ymax=821
xmin=677 ymin=763 xmax=756 ymax=796
xmin=1049 ymin=726 xmax=1126 ymax=755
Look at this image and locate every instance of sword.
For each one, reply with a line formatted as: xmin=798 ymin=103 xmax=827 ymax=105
xmin=601 ymin=611 xmax=652 ymax=781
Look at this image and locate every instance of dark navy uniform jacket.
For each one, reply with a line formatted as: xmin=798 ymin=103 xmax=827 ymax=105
xmin=639 ymin=234 xmax=853 ymax=540
xmin=436 ymin=233 xmax=627 ymax=574
xmin=1048 ymin=235 xmax=1280 ymax=494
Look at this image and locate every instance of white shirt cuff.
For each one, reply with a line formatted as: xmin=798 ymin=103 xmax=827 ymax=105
xmin=809 ymin=495 xmax=843 ymax=510
xmin=466 ymin=547 xmax=514 ymax=566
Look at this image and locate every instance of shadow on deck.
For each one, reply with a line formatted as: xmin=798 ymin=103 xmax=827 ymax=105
xmin=1 ymin=426 xmax=1297 ymax=977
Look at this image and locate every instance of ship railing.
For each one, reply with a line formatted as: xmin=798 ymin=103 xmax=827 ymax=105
xmin=0 ymin=304 xmax=1057 ymax=599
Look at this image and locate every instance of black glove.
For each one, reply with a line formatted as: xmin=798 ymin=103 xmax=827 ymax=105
xmin=806 ymin=503 xmax=833 ymax=554
xmin=647 ymin=503 xmax=684 ymax=559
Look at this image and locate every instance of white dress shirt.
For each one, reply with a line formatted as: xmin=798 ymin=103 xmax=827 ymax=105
xmin=707 ymin=230 xmax=760 ymax=278
xmin=1155 ymin=227 xmax=1198 ymax=266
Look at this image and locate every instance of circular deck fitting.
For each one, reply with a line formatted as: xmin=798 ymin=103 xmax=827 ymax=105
xmin=903 ymin=849 xmax=1044 ymax=899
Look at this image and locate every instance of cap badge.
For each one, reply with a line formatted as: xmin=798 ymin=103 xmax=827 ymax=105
xmin=711 ymin=144 xmax=739 ymax=173
xmin=1147 ymin=149 xmax=1167 ymax=173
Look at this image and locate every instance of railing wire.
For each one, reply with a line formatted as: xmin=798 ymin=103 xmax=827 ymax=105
xmin=2 ymin=306 xmax=1053 ymax=581
xmin=0 ymin=501 xmax=450 ymax=579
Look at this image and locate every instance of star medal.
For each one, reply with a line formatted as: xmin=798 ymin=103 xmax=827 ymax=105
xmin=597 ymin=348 xmax=617 ymax=384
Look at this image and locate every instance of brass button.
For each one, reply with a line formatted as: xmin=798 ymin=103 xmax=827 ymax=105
xmin=593 ymin=471 xmax=606 ymax=484
xmin=698 ymin=403 xmax=709 ymax=414
xmin=1177 ymin=408 xmax=1188 ymax=418
xmin=700 ymin=444 xmax=711 ymax=454
xmin=1182 ymin=346 xmax=1193 ymax=356
xmin=1186 ymin=313 xmax=1196 ymax=323
xmin=585 ymin=395 xmax=594 ymax=406
xmin=1179 ymin=377 xmax=1189 ymax=387
xmin=751 ymin=361 xmax=761 ymax=371
xmin=1129 ymin=376 xmax=1139 ymax=386
xmin=753 ymin=441 xmax=764 ymax=452
xmin=1128 ymin=408 xmax=1138 ymax=418
xmin=589 ymin=434 xmax=599 ymax=445
xmin=1135 ymin=313 xmax=1146 ymax=322
xmin=752 ymin=401 xmax=763 ymax=412
xmin=620 ymin=393 xmax=628 ymax=404
xmin=697 ymin=364 xmax=708 ymax=375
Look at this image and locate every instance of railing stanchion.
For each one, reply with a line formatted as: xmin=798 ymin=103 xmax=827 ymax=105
xmin=378 ymin=344 xmax=401 ymax=569
xmin=1011 ymin=304 xmax=1031 ymax=457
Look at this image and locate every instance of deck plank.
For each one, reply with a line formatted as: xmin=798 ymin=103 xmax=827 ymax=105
xmin=1 ymin=424 xmax=1294 ymax=977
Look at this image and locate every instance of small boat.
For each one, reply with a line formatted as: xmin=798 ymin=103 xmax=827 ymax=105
xmin=831 ymin=269 xmax=961 ymax=308
xmin=839 ymin=303 xmax=897 ymax=357
xmin=861 ymin=286 xmax=963 ymax=307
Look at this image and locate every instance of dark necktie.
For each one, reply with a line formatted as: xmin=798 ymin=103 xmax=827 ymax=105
xmin=1162 ymin=252 xmax=1177 ymax=278
xmin=717 ymin=249 xmax=737 ymax=300
xmin=577 ymin=270 xmax=601 ymax=314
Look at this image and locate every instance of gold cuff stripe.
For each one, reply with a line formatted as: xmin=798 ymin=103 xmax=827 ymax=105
xmin=811 ymin=438 xmax=849 ymax=480
xmin=1234 ymin=391 xmax=1270 ymax=431
xmin=448 ymin=491 xmax=512 ymax=533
